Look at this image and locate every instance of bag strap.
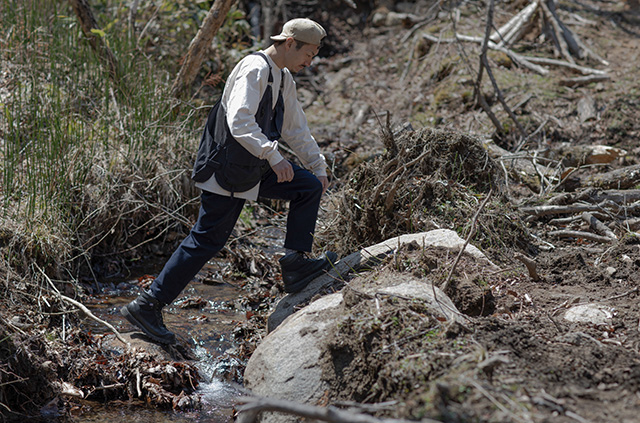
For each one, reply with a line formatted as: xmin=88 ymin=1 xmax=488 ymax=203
xmin=254 ymin=51 xmax=286 ymax=93
xmin=253 ymin=52 xmax=274 ymax=84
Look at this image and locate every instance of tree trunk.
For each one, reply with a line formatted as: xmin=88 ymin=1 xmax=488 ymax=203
xmin=69 ymin=0 xmax=120 ymax=83
xmin=170 ymin=0 xmax=235 ymax=99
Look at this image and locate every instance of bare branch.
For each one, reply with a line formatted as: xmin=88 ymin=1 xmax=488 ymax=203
xmin=549 ymin=230 xmax=614 ymax=243
xmin=171 ymin=0 xmax=235 ymax=98
xmin=235 ymin=396 xmax=440 ymax=423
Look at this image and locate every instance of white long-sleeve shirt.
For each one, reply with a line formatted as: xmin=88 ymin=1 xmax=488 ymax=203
xmin=195 ymin=52 xmax=327 ymax=200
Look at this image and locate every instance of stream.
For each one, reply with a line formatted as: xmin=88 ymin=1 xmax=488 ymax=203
xmin=74 ymin=258 xmax=250 ymax=423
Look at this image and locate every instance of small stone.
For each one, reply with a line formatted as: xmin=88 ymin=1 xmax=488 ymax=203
xmin=564 ymin=304 xmax=613 ymax=325
xmin=605 ymin=266 xmax=617 ymax=276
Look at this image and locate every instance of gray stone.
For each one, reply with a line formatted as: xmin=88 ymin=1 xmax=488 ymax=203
xmin=563 ymin=304 xmax=613 ymax=325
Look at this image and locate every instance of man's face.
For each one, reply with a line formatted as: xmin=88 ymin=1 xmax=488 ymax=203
xmin=284 ymin=39 xmax=319 ymax=74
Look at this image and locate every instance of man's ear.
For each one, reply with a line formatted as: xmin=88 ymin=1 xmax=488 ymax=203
xmin=284 ymin=37 xmax=295 ymax=50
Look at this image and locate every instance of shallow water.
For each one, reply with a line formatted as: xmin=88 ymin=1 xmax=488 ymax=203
xmin=71 ymin=259 xmax=249 ymax=423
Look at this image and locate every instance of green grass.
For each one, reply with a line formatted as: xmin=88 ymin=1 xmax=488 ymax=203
xmin=0 ymin=0 xmax=210 ymax=278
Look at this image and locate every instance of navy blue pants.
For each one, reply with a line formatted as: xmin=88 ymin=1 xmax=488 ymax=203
xmin=149 ymin=163 xmax=323 ymax=304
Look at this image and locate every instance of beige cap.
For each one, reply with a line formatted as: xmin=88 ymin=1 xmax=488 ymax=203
xmin=270 ymin=18 xmax=326 ymax=45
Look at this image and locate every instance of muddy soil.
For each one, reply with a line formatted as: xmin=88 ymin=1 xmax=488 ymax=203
xmin=2 ymin=0 xmax=640 ymax=421
xmin=315 ymin=239 xmax=640 ymax=422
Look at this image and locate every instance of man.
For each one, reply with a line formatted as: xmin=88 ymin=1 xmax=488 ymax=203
xmin=121 ymin=18 xmax=337 ymax=345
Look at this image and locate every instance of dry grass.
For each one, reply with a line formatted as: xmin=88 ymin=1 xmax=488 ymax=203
xmin=317 ymin=127 xmax=531 ymax=263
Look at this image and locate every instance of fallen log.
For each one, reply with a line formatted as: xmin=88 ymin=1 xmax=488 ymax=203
xmin=524 ymin=56 xmax=608 ymax=75
xmin=555 ymin=144 xmax=627 ymax=167
xmin=588 ymin=189 xmax=640 ymax=205
xmin=548 ymin=211 xmax=610 ymax=225
xmin=491 ymin=0 xmax=539 ymax=45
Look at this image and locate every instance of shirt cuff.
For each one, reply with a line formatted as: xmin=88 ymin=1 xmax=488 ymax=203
xmin=265 ymin=150 xmax=285 ymax=168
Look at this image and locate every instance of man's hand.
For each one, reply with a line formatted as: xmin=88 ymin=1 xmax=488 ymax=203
xmin=318 ymin=175 xmax=329 ymax=194
xmin=272 ymin=159 xmax=294 ymax=183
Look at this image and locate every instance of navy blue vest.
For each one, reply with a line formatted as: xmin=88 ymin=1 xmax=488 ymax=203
xmin=192 ymin=53 xmax=285 ymax=194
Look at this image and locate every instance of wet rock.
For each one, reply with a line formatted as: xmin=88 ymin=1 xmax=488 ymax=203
xmin=563 ymin=303 xmax=614 ymax=325
xmin=244 ymin=294 xmax=343 ymax=423
xmin=102 ymin=332 xmax=192 ymax=362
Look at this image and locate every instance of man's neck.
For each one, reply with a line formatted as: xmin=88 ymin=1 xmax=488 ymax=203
xmin=264 ymin=44 xmax=285 ymax=69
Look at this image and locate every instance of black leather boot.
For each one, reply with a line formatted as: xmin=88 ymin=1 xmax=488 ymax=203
xmin=279 ymin=251 xmax=338 ymax=293
xmin=121 ymin=290 xmax=176 ymax=345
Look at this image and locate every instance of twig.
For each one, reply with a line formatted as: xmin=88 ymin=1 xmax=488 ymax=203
xmin=581 ymin=212 xmax=617 ymax=240
xmin=560 ymin=74 xmax=610 ymax=88
xmin=520 ymin=202 xmax=608 ymax=217
xmin=36 ymin=266 xmax=130 ymax=347
xmin=441 ymin=190 xmax=493 ymax=292
xmin=136 ymin=368 xmax=142 ymax=397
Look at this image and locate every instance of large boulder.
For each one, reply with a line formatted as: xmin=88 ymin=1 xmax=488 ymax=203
xmin=245 ymin=230 xmax=494 ymax=422
xmin=245 ymin=280 xmax=459 ymax=422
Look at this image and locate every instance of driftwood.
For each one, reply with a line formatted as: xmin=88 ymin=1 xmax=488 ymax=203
xmin=170 ymin=0 xmax=235 ymax=98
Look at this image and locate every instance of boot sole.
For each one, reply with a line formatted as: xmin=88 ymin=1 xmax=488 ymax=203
xmin=121 ymin=306 xmax=176 ymax=345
